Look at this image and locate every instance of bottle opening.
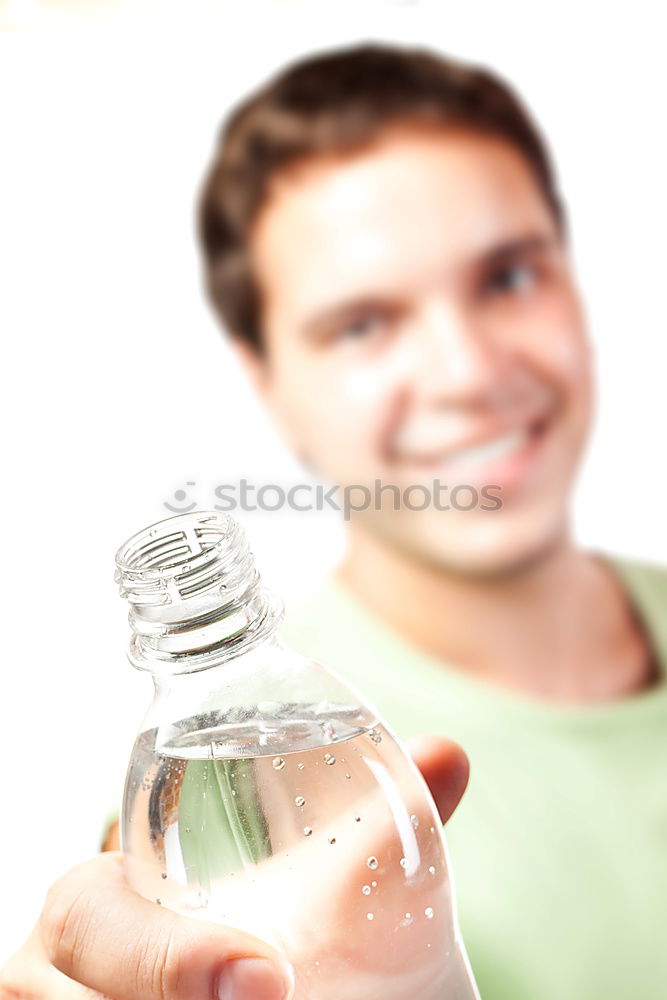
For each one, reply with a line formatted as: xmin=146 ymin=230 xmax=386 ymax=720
xmin=115 ymin=511 xmax=257 ymax=608
xmin=115 ymin=512 xmax=279 ymax=671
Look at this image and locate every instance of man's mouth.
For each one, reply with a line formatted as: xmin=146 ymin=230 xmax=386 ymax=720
xmin=441 ymin=427 xmax=531 ymax=470
xmin=392 ymin=414 xmax=552 ymax=487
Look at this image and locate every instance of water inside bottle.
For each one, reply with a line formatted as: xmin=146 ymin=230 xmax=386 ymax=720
xmin=123 ymin=706 xmax=476 ymax=999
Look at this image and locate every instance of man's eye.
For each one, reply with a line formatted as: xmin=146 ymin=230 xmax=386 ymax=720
xmin=338 ymin=313 xmax=385 ymax=340
xmin=486 ymin=263 xmax=537 ymax=295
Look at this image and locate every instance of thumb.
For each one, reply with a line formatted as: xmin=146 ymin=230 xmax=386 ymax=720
xmin=40 ymin=852 xmax=294 ymax=1000
xmin=406 ymin=735 xmax=470 ymax=825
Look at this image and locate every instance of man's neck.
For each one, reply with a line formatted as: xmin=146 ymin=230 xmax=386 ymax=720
xmin=337 ymin=528 xmax=656 ymax=703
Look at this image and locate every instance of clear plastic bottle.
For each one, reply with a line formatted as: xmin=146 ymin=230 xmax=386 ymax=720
xmin=116 ymin=511 xmax=479 ymax=1000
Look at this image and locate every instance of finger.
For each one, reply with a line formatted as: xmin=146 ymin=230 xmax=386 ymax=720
xmin=40 ymin=852 xmax=294 ymax=1000
xmin=406 ymin=735 xmax=470 ymax=824
xmin=101 ymin=817 xmax=120 ymax=852
xmin=1 ymin=923 xmax=112 ymax=999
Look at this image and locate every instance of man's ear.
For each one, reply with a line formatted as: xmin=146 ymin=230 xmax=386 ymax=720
xmin=231 ymin=335 xmax=271 ymax=400
xmin=231 ymin=334 xmax=308 ymax=462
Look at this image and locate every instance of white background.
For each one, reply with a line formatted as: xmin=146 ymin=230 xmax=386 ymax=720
xmin=1 ymin=0 xmax=665 ymax=959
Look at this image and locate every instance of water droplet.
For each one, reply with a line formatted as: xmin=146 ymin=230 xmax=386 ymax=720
xmin=184 ymin=827 xmax=191 ymax=834
xmin=231 ymin=789 xmax=236 ymax=796
xmin=425 ymin=907 xmax=434 ymax=919
xmin=324 ymin=753 xmax=336 ymax=765
xmin=303 ymin=826 xmax=313 ymax=837
xmin=366 ymin=912 xmax=374 ymax=921
xmin=362 ymin=884 xmax=371 ymax=895
xmin=295 ymin=795 xmax=306 ymax=807
xmin=401 ymin=912 xmax=413 ymax=927
xmin=428 ymin=865 xmax=436 ymax=875
xmin=371 ymin=880 xmax=377 ymax=887
xmin=399 ymin=857 xmax=407 ymax=869
xmin=328 ymin=836 xmax=336 ymax=845
xmin=430 ymin=826 xmax=435 ymax=834
xmin=155 ymin=898 xmax=162 ymax=905
xmin=297 ymin=763 xmax=305 ymax=770
xmin=368 ymin=728 xmax=382 ymax=744
xmin=411 ymin=814 xmax=419 ymax=829
xmin=161 ymin=872 xmax=167 ymax=880
xmin=345 ymin=773 xmax=352 ymax=779
xmin=321 ymin=719 xmax=335 ymax=739
xmin=367 ymin=856 xmax=379 ymax=870
xmin=272 ymin=757 xmax=285 ymax=770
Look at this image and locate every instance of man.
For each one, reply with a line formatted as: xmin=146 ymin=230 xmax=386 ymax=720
xmin=3 ymin=44 xmax=666 ymax=1000
xmin=197 ymin=44 xmax=667 ymax=999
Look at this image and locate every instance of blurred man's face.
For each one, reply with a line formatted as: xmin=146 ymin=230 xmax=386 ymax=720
xmin=248 ymin=127 xmax=592 ymax=576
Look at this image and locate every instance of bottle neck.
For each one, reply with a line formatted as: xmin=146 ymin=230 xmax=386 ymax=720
xmin=115 ymin=512 xmax=282 ymax=675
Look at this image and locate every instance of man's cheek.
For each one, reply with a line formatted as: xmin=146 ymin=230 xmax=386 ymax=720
xmin=532 ymin=296 xmax=590 ymax=381
xmin=514 ymin=306 xmax=590 ymax=392
xmin=315 ymin=417 xmax=383 ymax=478
xmin=545 ymin=335 xmax=592 ymax=411
xmin=338 ymin=343 xmax=415 ymax=404
xmin=298 ymin=409 xmax=387 ymax=485
xmin=339 ymin=365 xmax=390 ymax=404
xmin=319 ymin=372 xmax=391 ymax=446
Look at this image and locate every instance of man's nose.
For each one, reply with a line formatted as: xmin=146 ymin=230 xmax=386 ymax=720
xmin=412 ymin=299 xmax=508 ymax=405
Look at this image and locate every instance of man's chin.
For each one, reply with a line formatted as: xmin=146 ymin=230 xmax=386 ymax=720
xmin=365 ymin=506 xmax=570 ymax=582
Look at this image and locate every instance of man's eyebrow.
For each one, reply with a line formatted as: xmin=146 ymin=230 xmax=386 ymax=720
xmin=480 ymin=233 xmax=557 ymax=266
xmin=300 ymin=295 xmax=399 ymax=341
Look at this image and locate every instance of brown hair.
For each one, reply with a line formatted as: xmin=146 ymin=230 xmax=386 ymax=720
xmin=199 ymin=43 xmax=564 ymax=351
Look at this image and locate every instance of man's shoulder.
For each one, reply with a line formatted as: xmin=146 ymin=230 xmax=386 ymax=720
xmin=607 ymin=554 xmax=667 ymax=672
xmin=282 ymin=578 xmax=351 ymax=653
xmin=610 ymin=553 xmax=667 ymax=605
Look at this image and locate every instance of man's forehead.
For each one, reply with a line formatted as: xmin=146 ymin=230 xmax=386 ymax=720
xmin=252 ymin=129 xmax=556 ymax=314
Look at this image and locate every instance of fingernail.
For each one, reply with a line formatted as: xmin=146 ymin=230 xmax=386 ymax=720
xmin=216 ymin=957 xmax=293 ymax=1000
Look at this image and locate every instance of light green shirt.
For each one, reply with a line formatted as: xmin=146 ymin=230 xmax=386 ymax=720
xmin=281 ymin=557 xmax=667 ymax=1000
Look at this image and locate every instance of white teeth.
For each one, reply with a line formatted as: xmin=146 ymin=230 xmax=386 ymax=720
xmin=448 ymin=430 xmax=528 ymax=469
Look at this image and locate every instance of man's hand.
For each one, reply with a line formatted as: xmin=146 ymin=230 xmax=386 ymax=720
xmin=0 ymin=738 xmax=468 ymax=1000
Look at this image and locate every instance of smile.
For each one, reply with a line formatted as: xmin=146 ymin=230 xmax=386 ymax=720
xmin=443 ymin=428 xmax=530 ymax=470
xmin=393 ymin=414 xmax=553 ymax=490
